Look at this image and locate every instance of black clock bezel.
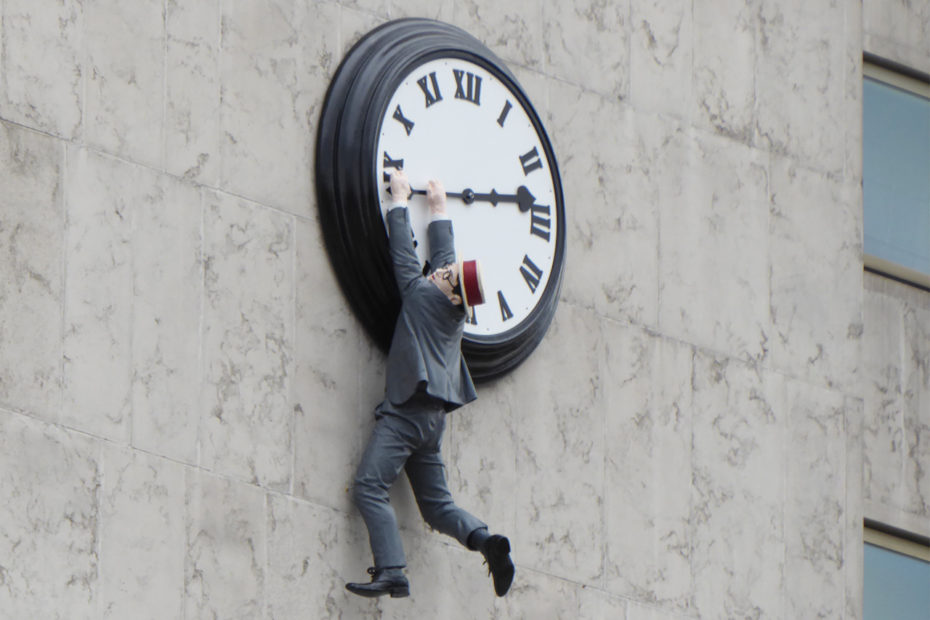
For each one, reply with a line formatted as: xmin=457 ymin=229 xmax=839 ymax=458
xmin=315 ymin=18 xmax=565 ymax=381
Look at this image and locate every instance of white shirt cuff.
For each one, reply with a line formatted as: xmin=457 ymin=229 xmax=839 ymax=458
xmin=388 ymin=202 xmax=407 ymax=212
xmin=430 ymin=212 xmax=450 ymax=222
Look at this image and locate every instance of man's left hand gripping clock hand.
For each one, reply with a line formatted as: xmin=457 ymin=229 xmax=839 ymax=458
xmin=389 ymin=168 xmax=410 ymax=205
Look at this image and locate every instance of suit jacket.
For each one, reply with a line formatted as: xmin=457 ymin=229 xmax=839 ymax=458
xmin=379 ymin=207 xmax=477 ymax=413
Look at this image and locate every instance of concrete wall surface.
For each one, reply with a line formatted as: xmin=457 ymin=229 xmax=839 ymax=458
xmin=0 ymin=0 xmax=920 ymax=618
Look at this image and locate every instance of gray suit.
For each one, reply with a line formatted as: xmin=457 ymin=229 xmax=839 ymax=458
xmin=380 ymin=207 xmax=477 ymax=413
xmin=352 ymin=207 xmax=486 ymax=570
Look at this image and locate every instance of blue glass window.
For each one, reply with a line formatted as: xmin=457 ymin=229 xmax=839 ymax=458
xmin=863 ymin=74 xmax=930 ymax=281
xmin=864 ymin=542 xmax=930 ymax=620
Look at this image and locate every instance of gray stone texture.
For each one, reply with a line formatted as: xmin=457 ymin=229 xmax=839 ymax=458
xmin=0 ymin=0 xmax=925 ymax=618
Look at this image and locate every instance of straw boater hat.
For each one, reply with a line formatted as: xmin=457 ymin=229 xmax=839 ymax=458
xmin=456 ymin=257 xmax=486 ymax=319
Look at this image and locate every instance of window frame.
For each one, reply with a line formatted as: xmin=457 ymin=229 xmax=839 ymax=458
xmin=864 ymin=526 xmax=930 ymax=563
xmin=862 ymin=60 xmax=930 ymax=290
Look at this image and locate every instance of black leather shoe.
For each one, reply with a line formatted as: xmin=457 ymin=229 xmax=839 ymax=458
xmin=345 ymin=567 xmax=409 ymax=598
xmin=481 ymin=535 xmax=514 ymax=596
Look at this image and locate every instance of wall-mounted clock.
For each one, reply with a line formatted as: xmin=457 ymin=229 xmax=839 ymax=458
xmin=315 ymin=18 xmax=565 ymax=381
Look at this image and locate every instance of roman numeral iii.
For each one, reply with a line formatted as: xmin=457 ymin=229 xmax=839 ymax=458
xmin=529 ymin=204 xmax=551 ymax=241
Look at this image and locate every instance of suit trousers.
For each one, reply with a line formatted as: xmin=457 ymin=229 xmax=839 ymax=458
xmin=352 ymin=396 xmax=486 ymax=568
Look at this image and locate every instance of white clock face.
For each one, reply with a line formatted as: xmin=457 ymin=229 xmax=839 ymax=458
xmin=376 ymin=57 xmax=560 ymax=338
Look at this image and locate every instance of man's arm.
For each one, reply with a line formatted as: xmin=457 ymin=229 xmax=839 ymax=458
xmin=425 ymin=179 xmax=456 ymax=269
xmin=385 ymin=170 xmax=422 ymax=293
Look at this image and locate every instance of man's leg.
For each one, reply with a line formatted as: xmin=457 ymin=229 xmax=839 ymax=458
xmin=404 ymin=412 xmax=487 ymax=546
xmin=405 ymin=411 xmax=515 ymax=597
xmin=352 ymin=413 xmax=418 ymax=570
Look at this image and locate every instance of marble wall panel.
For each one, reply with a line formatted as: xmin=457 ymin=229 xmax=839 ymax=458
xmin=0 ymin=411 xmax=100 ymax=619
xmin=184 ymin=470 xmax=266 ymax=619
xmin=691 ymin=0 xmax=756 ymax=142
xmin=84 ymin=0 xmax=165 ymax=168
xmin=630 ymin=0 xmax=692 ymax=119
xmin=604 ymin=327 xmax=693 ymax=611
xmin=486 ymin=567 xmax=581 ymax=620
xmin=862 ymin=290 xmax=906 ymax=511
xmin=337 ymin=0 xmax=388 ymax=16
xmin=863 ymin=0 xmax=930 ymax=73
xmin=293 ymin=217 xmax=370 ymax=512
xmin=201 ymin=190 xmax=295 ymax=490
xmin=690 ymin=353 xmax=786 ymax=620
xmin=218 ymin=0 xmax=340 ymax=218
xmin=387 ymin=0 xmax=455 ymax=21
xmin=657 ymin=130 xmax=770 ymax=362
xmin=579 ymin=588 xmax=629 ymax=620
xmin=542 ymin=0 xmax=630 ymax=99
xmin=509 ymin=304 xmax=606 ymax=584
xmin=0 ymin=122 xmax=63 ymax=421
xmin=98 ymin=446 xmax=186 ymax=620
xmin=266 ymin=494 xmax=381 ymax=619
xmin=627 ymin=600 xmax=700 ymax=620
xmin=445 ymin=380 xmax=518 ymax=545
xmin=0 ymin=0 xmax=83 ymax=138
xmin=844 ymin=0 xmax=864 ymax=186
xmin=547 ymin=83 xmax=658 ymax=328
xmin=784 ymin=379 xmax=848 ymax=619
xmin=165 ymin=0 xmax=222 ymax=184
xmin=768 ymin=157 xmax=862 ymax=394
xmin=340 ymin=4 xmax=384 ymax=56
xmin=62 ymin=147 xmax=134 ymax=442
xmin=902 ymin=302 xmax=930 ymax=519
xmin=130 ymin=175 xmax=202 ymax=464
xmin=755 ymin=0 xmax=846 ymax=174
xmin=452 ymin=0 xmax=544 ymax=72
xmin=845 ymin=396 xmax=864 ymax=620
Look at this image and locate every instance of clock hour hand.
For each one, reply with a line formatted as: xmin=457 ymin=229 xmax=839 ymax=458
xmin=410 ymin=185 xmax=536 ymax=213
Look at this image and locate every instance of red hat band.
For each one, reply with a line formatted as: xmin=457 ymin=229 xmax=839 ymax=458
xmin=460 ymin=259 xmax=485 ymax=306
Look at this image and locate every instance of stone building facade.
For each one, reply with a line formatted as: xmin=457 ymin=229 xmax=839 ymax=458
xmin=0 ymin=0 xmax=926 ymax=618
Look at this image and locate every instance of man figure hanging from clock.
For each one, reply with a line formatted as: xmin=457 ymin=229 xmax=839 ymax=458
xmin=346 ymin=169 xmax=515 ymax=600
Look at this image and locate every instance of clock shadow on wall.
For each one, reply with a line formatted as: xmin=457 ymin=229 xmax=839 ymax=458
xmin=315 ymin=18 xmax=566 ymax=381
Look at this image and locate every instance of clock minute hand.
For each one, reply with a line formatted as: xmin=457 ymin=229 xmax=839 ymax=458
xmin=411 ymin=185 xmax=536 ymax=213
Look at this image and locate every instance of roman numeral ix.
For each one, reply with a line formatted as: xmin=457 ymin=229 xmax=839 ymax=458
xmin=382 ymin=151 xmax=404 ymax=181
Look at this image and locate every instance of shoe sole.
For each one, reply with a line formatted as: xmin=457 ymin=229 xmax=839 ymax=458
xmin=345 ymin=584 xmax=410 ymax=598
